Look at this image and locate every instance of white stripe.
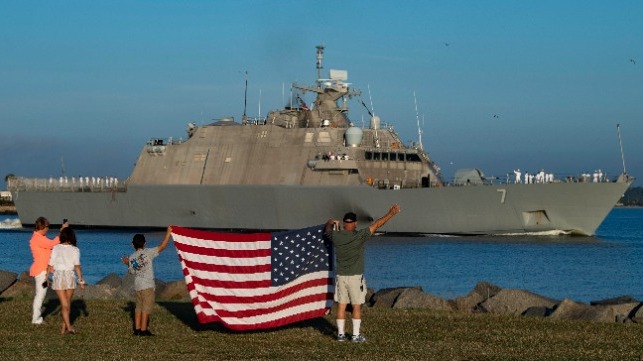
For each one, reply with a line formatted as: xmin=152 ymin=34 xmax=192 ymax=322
xmin=185 ymin=270 xmax=332 ymax=297
xmin=180 ymin=251 xmax=271 ymax=267
xmin=173 ymin=234 xmax=271 ymax=251
xmin=194 ymin=285 xmax=333 ymax=312
xmin=188 ymin=268 xmax=270 ymax=282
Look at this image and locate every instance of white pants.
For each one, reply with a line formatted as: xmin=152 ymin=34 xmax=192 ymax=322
xmin=32 ymin=271 xmax=47 ymax=323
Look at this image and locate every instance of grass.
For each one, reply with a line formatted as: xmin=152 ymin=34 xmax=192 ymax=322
xmin=2 ymin=295 xmax=643 ymax=360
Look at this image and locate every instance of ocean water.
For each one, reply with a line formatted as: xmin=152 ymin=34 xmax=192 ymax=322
xmin=1 ymin=208 xmax=642 ymax=303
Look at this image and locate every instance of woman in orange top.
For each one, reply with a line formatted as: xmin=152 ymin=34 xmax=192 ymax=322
xmin=29 ymin=216 xmax=67 ymax=324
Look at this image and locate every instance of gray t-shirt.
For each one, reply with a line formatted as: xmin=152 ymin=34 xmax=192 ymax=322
xmin=128 ymin=247 xmax=159 ymax=291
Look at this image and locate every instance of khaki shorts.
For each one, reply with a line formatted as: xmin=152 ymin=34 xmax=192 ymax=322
xmin=334 ymin=275 xmax=367 ymax=305
xmin=135 ymin=288 xmax=156 ymax=314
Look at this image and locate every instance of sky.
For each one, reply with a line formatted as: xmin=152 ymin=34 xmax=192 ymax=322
xmin=1 ymin=1 xmax=642 ymax=187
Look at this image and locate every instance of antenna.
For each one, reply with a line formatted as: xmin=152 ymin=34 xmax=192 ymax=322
xmin=242 ymin=71 xmax=248 ymax=125
xmin=316 ymin=44 xmax=324 ymax=86
xmin=258 ymin=89 xmax=262 ymax=120
xmin=617 ymin=124 xmax=627 ymax=175
xmin=414 ymin=91 xmax=423 ymax=150
xmin=60 ymin=156 xmax=67 ymax=177
xmin=368 ymin=84 xmax=375 ymax=116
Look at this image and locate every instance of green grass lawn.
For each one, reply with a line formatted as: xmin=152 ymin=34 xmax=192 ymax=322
xmin=2 ymin=295 xmax=643 ymax=360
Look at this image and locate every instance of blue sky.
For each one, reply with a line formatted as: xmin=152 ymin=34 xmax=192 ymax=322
xmin=1 ymin=1 xmax=642 ymax=186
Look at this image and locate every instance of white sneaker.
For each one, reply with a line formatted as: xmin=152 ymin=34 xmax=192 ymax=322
xmin=32 ymin=318 xmax=44 ymax=325
xmin=351 ymin=334 xmax=366 ymax=342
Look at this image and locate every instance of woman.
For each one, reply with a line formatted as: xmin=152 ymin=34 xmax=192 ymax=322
xmin=47 ymin=227 xmax=85 ymax=334
xmin=29 ymin=217 xmax=66 ymax=324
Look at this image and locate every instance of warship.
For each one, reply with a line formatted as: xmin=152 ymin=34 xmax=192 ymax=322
xmin=8 ymin=46 xmax=633 ymax=235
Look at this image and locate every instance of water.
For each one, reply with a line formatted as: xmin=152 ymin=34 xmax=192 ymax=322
xmin=2 ymin=208 xmax=642 ymax=303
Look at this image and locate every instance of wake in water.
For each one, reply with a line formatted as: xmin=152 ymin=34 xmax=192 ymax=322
xmin=0 ymin=218 xmax=22 ymax=229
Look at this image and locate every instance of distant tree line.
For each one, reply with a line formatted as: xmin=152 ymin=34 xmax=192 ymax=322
xmin=620 ymin=187 xmax=643 ymax=206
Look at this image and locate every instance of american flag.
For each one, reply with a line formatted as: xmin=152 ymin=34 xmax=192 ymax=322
xmin=171 ymin=224 xmax=334 ymax=331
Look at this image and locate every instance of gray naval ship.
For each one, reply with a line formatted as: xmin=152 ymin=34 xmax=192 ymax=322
xmin=8 ymin=45 xmax=634 ymax=235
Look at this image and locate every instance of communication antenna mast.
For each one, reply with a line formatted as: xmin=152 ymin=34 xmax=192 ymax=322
xmin=316 ymin=44 xmax=324 ymax=86
xmin=617 ymin=123 xmax=627 ymax=175
xmin=414 ymin=91 xmax=423 ymax=150
xmin=60 ymin=156 xmax=67 ymax=177
xmin=242 ymin=71 xmax=248 ymax=125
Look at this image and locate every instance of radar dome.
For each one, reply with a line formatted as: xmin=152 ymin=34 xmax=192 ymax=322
xmin=345 ymin=126 xmax=363 ymax=147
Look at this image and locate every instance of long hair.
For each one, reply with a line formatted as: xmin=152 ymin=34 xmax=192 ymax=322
xmin=59 ymin=227 xmax=77 ymax=247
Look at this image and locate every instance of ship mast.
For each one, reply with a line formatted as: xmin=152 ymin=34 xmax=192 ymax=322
xmin=316 ymin=44 xmax=324 ymax=87
xmin=414 ymin=90 xmax=423 ymax=151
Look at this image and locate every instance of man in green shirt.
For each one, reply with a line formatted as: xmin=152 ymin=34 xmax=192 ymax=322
xmin=325 ymin=204 xmax=401 ymax=342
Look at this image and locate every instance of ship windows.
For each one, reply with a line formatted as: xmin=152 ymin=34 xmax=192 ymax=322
xmin=364 ymin=151 xmax=422 ymax=162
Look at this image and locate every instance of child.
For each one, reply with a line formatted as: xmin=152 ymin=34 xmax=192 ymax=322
xmin=121 ymin=226 xmax=173 ymax=336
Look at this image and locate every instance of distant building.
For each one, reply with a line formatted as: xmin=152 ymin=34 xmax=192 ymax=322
xmin=0 ymin=191 xmax=12 ymax=202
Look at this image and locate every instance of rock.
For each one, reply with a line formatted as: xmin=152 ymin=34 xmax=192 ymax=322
xmin=590 ymin=295 xmax=638 ymax=306
xmin=157 ymin=280 xmax=189 ymax=300
xmin=392 ymin=288 xmax=452 ymax=311
xmin=1 ymin=271 xmax=34 ymax=297
xmin=96 ymin=273 xmax=122 ymax=289
xmin=454 ymin=281 xmax=503 ymax=313
xmin=522 ymin=306 xmax=552 ymax=317
xmin=550 ymin=298 xmax=640 ymax=323
xmin=116 ymin=272 xmax=136 ymax=299
xmin=74 ymin=284 xmax=116 ymax=300
xmin=370 ymin=287 xmax=422 ymax=308
xmin=154 ymin=279 xmax=167 ymax=298
xmin=478 ymin=288 xmax=558 ymax=315
xmin=0 ymin=270 xmax=18 ymax=295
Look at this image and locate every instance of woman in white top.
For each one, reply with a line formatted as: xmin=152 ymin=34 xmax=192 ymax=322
xmin=47 ymin=227 xmax=85 ymax=334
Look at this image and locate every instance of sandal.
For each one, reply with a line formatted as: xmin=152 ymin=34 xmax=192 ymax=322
xmin=66 ymin=329 xmax=79 ymax=335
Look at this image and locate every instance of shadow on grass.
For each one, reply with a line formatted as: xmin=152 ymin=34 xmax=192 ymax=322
xmin=157 ymin=301 xmax=336 ymax=337
xmin=42 ymin=298 xmax=89 ymax=324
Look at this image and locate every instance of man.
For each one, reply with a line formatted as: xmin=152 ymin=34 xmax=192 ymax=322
xmin=325 ymin=204 xmax=401 ymax=342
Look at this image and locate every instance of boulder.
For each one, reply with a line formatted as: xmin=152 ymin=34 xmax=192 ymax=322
xmin=522 ymin=306 xmax=553 ymax=318
xmin=590 ymin=295 xmax=639 ymax=306
xmin=154 ymin=279 xmax=167 ymax=298
xmin=392 ymin=288 xmax=452 ymax=311
xmin=116 ymin=272 xmax=136 ymax=299
xmin=1 ymin=271 xmax=34 ymax=297
xmin=550 ymin=298 xmax=640 ymax=323
xmin=0 ymin=270 xmax=18 ymax=295
xmin=370 ymin=287 xmax=422 ymax=308
xmin=157 ymin=280 xmax=189 ymax=301
xmin=74 ymin=284 xmax=116 ymax=300
xmin=478 ymin=288 xmax=558 ymax=315
xmin=96 ymin=273 xmax=122 ymax=289
xmin=454 ymin=281 xmax=503 ymax=313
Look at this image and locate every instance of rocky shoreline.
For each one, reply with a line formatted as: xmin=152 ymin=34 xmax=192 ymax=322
xmin=1 ymin=269 xmax=641 ymax=324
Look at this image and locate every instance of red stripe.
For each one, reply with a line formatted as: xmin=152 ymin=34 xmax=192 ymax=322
xmin=186 ymin=276 xmax=332 ymax=304
xmin=181 ymin=258 xmax=271 ymax=274
xmin=194 ymin=293 xmax=333 ymax=318
xmin=174 ymin=241 xmax=270 ymax=258
xmin=195 ymin=309 xmax=330 ymax=331
xmin=172 ymin=225 xmax=271 ymax=242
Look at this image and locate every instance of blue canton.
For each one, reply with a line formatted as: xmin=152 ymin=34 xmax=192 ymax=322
xmin=271 ymin=224 xmax=332 ymax=286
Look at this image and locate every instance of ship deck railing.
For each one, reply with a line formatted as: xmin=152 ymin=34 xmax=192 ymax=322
xmin=7 ymin=177 xmax=128 ymax=193
xmin=442 ymin=172 xmax=616 ymax=187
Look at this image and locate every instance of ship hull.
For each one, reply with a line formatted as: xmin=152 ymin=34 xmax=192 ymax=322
xmin=11 ymin=181 xmax=630 ymax=235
